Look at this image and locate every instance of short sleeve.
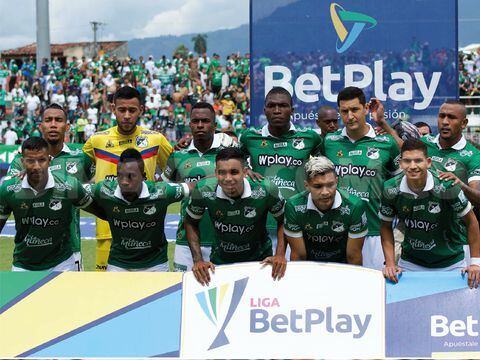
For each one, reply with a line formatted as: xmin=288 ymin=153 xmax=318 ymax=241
xmin=378 ymin=186 xmax=397 ymax=222
xmin=348 ymin=201 xmax=368 ymax=238
xmin=283 ymin=200 xmax=303 ymax=238
xmin=6 ymin=153 xmax=23 ymax=178
xmin=266 ymin=182 xmax=284 ymax=218
xmin=163 ymin=153 xmax=177 ymax=181
xmin=387 ymin=140 xmax=401 ymax=176
xmin=164 ymin=182 xmax=188 ymax=204
xmin=448 ymin=186 xmax=472 ymax=218
xmin=72 ymin=179 xmax=93 ymax=209
xmin=186 ymin=184 xmax=206 ymax=220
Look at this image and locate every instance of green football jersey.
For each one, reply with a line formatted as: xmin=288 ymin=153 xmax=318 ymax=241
xmin=284 ymin=189 xmax=367 ymax=263
xmin=322 ymin=126 xmax=400 ymax=236
xmin=239 ymin=124 xmax=322 ymax=229
xmin=422 ymin=135 xmax=480 ymax=184
xmin=7 ymin=144 xmax=95 ymax=253
xmin=91 ymin=180 xmax=187 ymax=269
xmin=0 ymin=173 xmax=92 ymax=270
xmin=163 ymin=135 xmax=226 ymax=247
xmin=379 ymin=171 xmax=471 ymax=268
xmin=187 ymin=177 xmax=284 ymax=265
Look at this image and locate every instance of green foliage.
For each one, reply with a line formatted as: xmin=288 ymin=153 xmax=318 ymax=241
xmin=192 ymin=34 xmax=208 ymax=55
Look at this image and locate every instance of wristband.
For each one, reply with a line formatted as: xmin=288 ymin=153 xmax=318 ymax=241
xmin=470 ymin=257 xmax=480 ymax=266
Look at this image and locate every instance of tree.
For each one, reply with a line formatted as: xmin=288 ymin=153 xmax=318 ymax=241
xmin=192 ymin=34 xmax=208 ymax=55
xmin=174 ymin=44 xmax=189 ymax=58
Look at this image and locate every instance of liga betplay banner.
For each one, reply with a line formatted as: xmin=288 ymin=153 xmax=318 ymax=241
xmin=250 ymin=0 xmax=458 ymax=128
xmin=181 ymin=262 xmax=385 ymax=359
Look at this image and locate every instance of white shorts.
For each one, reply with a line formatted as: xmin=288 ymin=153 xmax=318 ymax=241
xmin=107 ymin=261 xmax=169 ymax=272
xmin=12 ymin=254 xmax=79 ymax=272
xmin=398 ymin=258 xmax=466 ymax=272
xmin=362 ymin=235 xmax=384 ymax=270
xmin=173 ymin=244 xmax=211 ymax=272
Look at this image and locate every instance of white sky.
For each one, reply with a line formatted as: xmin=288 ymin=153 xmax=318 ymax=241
xmin=0 ymin=0 xmax=249 ymax=50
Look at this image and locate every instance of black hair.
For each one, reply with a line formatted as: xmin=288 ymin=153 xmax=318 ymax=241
xmin=401 ymin=138 xmax=428 ymax=157
xmin=191 ymin=101 xmax=215 ymax=118
xmin=337 ymin=86 xmax=366 ymax=106
xmin=113 ymin=85 xmax=143 ymax=105
xmin=22 ymin=136 xmax=48 ymax=153
xmin=443 ymin=99 xmax=467 ymax=118
xmin=265 ymin=87 xmax=293 ymax=106
xmin=119 ymin=148 xmax=145 ymax=171
xmin=414 ymin=122 xmax=432 ymax=133
xmin=216 ymin=147 xmax=246 ymax=166
xmin=43 ymin=103 xmax=67 ymax=119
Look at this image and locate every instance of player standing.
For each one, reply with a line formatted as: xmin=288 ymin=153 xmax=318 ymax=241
xmin=83 ymin=86 xmax=173 ymax=271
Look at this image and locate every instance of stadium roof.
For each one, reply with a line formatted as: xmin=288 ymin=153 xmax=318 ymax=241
xmin=1 ymin=41 xmax=127 ymax=57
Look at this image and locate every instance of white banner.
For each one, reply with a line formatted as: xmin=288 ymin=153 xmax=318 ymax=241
xmin=181 ymin=262 xmax=385 ymax=359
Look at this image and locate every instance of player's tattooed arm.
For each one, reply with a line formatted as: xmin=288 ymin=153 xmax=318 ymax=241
xmin=185 ymin=214 xmax=215 ymax=285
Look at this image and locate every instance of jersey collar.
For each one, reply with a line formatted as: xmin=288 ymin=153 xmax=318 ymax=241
xmin=432 ymin=134 xmax=467 ymax=150
xmin=216 ymin=178 xmax=252 ymax=201
xmin=61 ymin=143 xmax=72 ymax=154
xmin=21 ymin=169 xmax=55 ymax=195
xmin=114 ymin=182 xmax=150 ymax=204
xmin=261 ymin=122 xmax=296 ymax=137
xmin=307 ymin=190 xmax=342 ymax=215
xmin=399 ymin=170 xmax=434 ymax=197
xmin=187 ymin=133 xmax=222 ymax=154
xmin=341 ymin=124 xmax=376 ymax=143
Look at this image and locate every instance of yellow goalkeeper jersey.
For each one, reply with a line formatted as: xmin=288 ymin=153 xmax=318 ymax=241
xmin=83 ymin=125 xmax=173 ymax=182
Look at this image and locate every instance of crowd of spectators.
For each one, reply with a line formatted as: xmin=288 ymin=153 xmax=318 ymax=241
xmin=0 ymin=51 xmax=250 ymax=144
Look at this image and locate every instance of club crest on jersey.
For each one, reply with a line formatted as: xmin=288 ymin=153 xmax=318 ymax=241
xmin=331 ymin=221 xmax=345 ymax=232
xmin=49 ymin=199 xmax=62 ymax=211
xmin=105 ymin=140 xmax=115 ymax=148
xmin=292 ymin=138 xmax=305 ymax=150
xmin=444 ymin=158 xmax=457 ymax=172
xmin=143 ymin=204 xmax=156 ymax=215
xmin=244 ymin=206 xmax=256 ymax=218
xmin=428 ymin=202 xmax=441 ymax=214
xmin=136 ymin=136 xmax=148 ymax=148
xmin=66 ymin=162 xmax=78 ymax=174
xmin=367 ymin=147 xmax=380 ymax=160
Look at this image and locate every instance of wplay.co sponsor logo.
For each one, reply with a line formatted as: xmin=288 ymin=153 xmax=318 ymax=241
xmin=196 ymin=277 xmax=249 ymax=350
xmin=330 ymin=3 xmax=377 ymax=53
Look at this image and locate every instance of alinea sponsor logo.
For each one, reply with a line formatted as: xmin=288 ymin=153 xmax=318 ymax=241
xmin=24 ymin=234 xmax=53 ymax=247
xmin=120 ymin=237 xmax=152 ymax=249
xmin=335 ymin=164 xmax=377 ymax=178
xmin=431 ymin=315 xmax=480 ymax=337
xmin=112 ymin=218 xmax=157 ymax=230
xmin=404 ymin=218 xmax=437 ymax=232
xmin=258 ymin=154 xmax=303 ymax=167
xmin=268 ymin=175 xmax=296 ymax=192
xmin=214 ymin=221 xmax=254 ymax=235
xmin=250 ymin=297 xmax=372 ymax=339
xmin=342 ymin=186 xmax=370 ymax=200
xmin=408 ymin=238 xmax=436 ymax=251
xmin=21 ymin=216 xmax=59 ymax=227
xmin=196 ymin=277 xmax=249 ymax=350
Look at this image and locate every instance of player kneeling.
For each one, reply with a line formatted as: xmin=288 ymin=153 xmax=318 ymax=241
xmin=90 ymin=149 xmax=191 ymax=272
xmin=380 ymin=139 xmax=480 ymax=288
xmin=284 ymin=156 xmax=367 ymax=264
xmin=0 ymin=137 xmax=105 ymax=271
xmin=185 ymin=147 xmax=286 ymax=285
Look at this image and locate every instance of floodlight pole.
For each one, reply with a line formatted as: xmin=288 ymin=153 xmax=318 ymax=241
xmin=36 ymin=0 xmax=51 ymax=70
